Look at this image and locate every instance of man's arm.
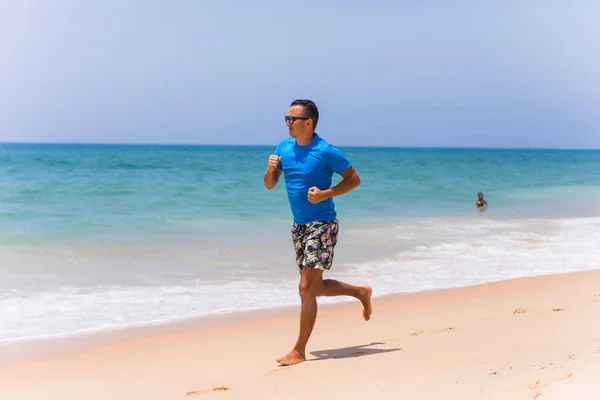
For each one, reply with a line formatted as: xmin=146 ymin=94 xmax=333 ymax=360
xmin=264 ymin=155 xmax=283 ymax=189
xmin=307 ymin=167 xmax=360 ymax=203
xmin=264 ymin=168 xmax=283 ymax=190
xmin=327 ymin=166 xmax=361 ymax=198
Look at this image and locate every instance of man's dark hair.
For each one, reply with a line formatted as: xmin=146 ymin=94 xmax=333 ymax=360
xmin=290 ymin=99 xmax=319 ymax=129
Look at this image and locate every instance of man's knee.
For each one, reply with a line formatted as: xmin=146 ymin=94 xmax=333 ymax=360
xmin=298 ymin=268 xmax=323 ymax=297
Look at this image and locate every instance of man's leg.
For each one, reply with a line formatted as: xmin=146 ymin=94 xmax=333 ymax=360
xmin=276 ymin=267 xmax=322 ymax=366
xmin=277 ymin=219 xmax=372 ymax=366
xmin=276 ymin=267 xmax=373 ymax=366
xmin=321 ymin=279 xmax=372 ymax=321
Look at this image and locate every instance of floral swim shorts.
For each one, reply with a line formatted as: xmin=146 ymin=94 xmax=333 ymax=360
xmin=291 ymin=218 xmax=339 ymax=271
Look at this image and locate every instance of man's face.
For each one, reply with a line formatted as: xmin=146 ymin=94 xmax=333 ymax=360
xmin=285 ymin=105 xmax=311 ymax=138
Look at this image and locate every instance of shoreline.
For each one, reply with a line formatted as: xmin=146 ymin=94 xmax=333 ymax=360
xmin=1 ymin=269 xmax=599 ymax=399
xmin=2 ymin=269 xmax=598 ymax=356
xmin=0 ymin=268 xmax=593 ymax=359
xmin=3 ymin=212 xmax=599 ymax=351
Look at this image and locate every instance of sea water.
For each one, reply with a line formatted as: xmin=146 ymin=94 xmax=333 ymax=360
xmin=1 ymin=143 xmax=599 ymax=343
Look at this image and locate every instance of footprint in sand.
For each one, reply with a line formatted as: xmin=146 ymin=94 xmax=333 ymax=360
xmin=186 ymin=387 xmax=229 ymax=396
xmin=264 ymin=367 xmax=290 ymax=376
xmin=186 ymin=390 xmax=210 ymax=396
xmin=513 ymin=307 xmax=566 ymax=315
xmin=411 ymin=327 xmax=456 ymax=336
xmin=432 ymin=326 xmax=457 ymax=333
xmin=529 ymin=378 xmax=542 ymax=400
xmin=528 ymin=371 xmax=574 ymax=399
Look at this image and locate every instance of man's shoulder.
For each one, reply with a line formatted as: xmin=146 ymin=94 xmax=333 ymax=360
xmin=315 ymin=135 xmax=346 ymax=157
xmin=276 ymin=138 xmax=295 ymax=152
xmin=279 ymin=137 xmax=295 ymax=145
xmin=314 ymin=135 xmax=336 ymax=152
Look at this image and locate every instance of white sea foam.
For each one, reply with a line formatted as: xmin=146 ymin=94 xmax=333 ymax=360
xmin=0 ymin=280 xmax=300 ymax=343
xmin=336 ymin=216 xmax=600 ymax=294
xmin=1 ymin=215 xmax=599 ymax=343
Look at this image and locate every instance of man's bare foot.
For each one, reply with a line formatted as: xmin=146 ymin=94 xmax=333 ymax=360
xmin=361 ymin=286 xmax=373 ymax=321
xmin=276 ymin=350 xmax=306 ymax=366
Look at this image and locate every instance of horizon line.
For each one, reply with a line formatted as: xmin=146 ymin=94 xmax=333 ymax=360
xmin=1 ymin=141 xmax=598 ymax=152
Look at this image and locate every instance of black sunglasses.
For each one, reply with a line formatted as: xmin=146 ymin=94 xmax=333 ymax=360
xmin=285 ymin=116 xmax=310 ymax=124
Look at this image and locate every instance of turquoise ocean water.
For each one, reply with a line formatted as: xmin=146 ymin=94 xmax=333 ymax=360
xmin=1 ymin=143 xmax=600 ymax=343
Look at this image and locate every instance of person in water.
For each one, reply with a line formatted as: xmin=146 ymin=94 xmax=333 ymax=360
xmin=476 ymin=192 xmax=488 ymax=210
xmin=263 ymin=99 xmax=373 ymax=366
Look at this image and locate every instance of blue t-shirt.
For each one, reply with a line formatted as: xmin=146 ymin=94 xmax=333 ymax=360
xmin=275 ymin=133 xmax=352 ymax=224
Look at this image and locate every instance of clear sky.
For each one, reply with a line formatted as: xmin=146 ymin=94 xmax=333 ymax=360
xmin=1 ymin=1 xmax=599 ymax=148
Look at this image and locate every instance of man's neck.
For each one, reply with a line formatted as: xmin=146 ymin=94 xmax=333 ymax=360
xmin=295 ymin=132 xmax=315 ymax=146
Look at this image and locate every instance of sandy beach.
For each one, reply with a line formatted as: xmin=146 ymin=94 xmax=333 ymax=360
xmin=1 ymin=270 xmax=598 ymax=400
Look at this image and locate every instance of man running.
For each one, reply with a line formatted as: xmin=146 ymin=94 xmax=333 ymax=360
xmin=263 ymin=99 xmax=372 ymax=366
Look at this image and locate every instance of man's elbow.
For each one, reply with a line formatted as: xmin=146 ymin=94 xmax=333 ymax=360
xmin=353 ymin=174 xmax=361 ymax=188
xmin=264 ymin=180 xmax=275 ymax=190
xmin=264 ymin=177 xmax=278 ymax=190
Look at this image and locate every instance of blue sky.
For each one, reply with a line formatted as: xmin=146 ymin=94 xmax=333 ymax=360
xmin=1 ymin=1 xmax=599 ymax=148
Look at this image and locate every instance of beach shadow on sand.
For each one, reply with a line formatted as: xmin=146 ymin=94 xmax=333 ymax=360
xmin=309 ymin=342 xmax=401 ymax=361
